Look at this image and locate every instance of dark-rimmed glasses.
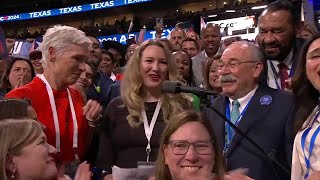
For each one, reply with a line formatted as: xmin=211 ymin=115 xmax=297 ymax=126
xmin=167 ymin=140 xmax=214 ymax=155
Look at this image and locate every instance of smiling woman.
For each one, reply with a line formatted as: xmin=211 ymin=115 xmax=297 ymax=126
xmin=96 ymin=40 xmax=193 ymax=178
xmin=5 ymin=25 xmax=103 ymax=176
xmin=0 ymin=119 xmax=58 ymax=180
xmin=155 ymin=110 xmax=224 ymax=180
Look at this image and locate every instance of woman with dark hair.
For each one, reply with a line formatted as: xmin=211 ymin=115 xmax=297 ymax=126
xmin=204 ymin=55 xmax=223 ymax=93
xmin=0 ymin=58 xmax=35 ymax=97
xmin=172 ymin=50 xmax=196 ymax=87
xmin=98 ymin=50 xmax=116 ymax=81
xmin=291 ymin=33 xmax=320 ymax=180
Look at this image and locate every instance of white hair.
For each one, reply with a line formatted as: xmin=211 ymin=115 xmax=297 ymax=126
xmin=39 ymin=25 xmax=92 ymax=67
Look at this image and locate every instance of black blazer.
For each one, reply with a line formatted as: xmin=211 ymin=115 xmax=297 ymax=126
xmin=203 ymin=86 xmax=295 ymax=180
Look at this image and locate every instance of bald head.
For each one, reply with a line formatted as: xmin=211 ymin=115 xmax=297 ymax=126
xmin=225 ymin=41 xmax=265 ymax=63
xmin=219 ymin=41 xmax=264 ymax=99
xmin=201 ymin=23 xmax=221 ymax=58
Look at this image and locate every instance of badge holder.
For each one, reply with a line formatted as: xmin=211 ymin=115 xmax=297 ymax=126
xmin=137 ymin=145 xmax=155 ymax=168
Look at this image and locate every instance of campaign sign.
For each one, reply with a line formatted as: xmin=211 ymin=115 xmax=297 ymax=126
xmin=11 ymin=40 xmax=37 ymax=60
xmin=0 ymin=0 xmax=153 ymax=23
xmin=97 ymin=27 xmax=174 ymax=44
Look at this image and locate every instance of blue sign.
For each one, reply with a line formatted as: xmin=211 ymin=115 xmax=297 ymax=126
xmin=0 ymin=0 xmax=152 ymax=23
xmin=97 ymin=28 xmax=174 ymax=44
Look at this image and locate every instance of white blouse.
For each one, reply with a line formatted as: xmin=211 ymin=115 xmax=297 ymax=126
xmin=292 ymin=106 xmax=320 ymax=180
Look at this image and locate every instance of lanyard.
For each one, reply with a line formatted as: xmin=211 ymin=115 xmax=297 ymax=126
xmin=301 ymin=110 xmax=320 ymax=179
xmin=269 ymin=61 xmax=294 ymax=90
xmin=224 ymin=98 xmax=252 ymax=151
xmin=141 ymin=99 xmax=162 ymax=162
xmin=39 ymin=75 xmax=79 ymax=158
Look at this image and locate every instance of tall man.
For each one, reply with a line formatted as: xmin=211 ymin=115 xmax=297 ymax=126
xmin=257 ymin=1 xmax=303 ymax=90
xmin=205 ymin=41 xmax=295 ymax=180
xmin=192 ymin=23 xmax=221 ymax=86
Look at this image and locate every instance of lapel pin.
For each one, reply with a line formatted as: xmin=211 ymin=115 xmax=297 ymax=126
xmin=260 ymin=95 xmax=272 ymax=105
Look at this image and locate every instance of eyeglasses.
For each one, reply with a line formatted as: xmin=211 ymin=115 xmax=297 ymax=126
xmin=217 ymin=60 xmax=261 ymax=70
xmin=167 ymin=140 xmax=214 ymax=155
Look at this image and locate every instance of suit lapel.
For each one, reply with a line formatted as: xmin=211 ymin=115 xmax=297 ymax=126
xmin=225 ymin=86 xmax=273 ymax=157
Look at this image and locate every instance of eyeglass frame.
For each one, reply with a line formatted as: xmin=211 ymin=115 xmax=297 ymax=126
xmin=166 ymin=140 xmax=214 ymax=155
xmin=217 ymin=60 xmax=261 ymax=70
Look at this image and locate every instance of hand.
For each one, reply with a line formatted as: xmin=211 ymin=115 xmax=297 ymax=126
xmin=74 ymin=161 xmax=91 ymax=180
xmin=103 ymin=174 xmax=113 ymax=180
xmin=284 ymin=78 xmax=292 ymax=91
xmin=83 ymin=99 xmax=103 ymax=121
xmin=307 ymin=171 xmax=320 ymax=180
xmin=154 ymin=24 xmax=164 ymax=38
xmin=6 ymin=38 xmax=15 ymax=52
xmin=13 ymin=78 xmax=23 ymax=89
xmin=224 ymin=169 xmax=253 ymax=180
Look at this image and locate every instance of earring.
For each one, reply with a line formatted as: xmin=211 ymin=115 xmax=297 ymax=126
xmin=11 ymin=164 xmax=16 ymax=179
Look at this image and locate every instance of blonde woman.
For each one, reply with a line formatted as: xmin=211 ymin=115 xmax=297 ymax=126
xmin=0 ymin=119 xmax=58 ymax=180
xmin=96 ymin=40 xmax=192 ymax=179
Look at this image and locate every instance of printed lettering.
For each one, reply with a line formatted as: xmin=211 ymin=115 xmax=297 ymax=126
xmin=90 ymin=1 xmax=114 ymax=9
xmin=59 ymin=6 xmax=82 ymax=14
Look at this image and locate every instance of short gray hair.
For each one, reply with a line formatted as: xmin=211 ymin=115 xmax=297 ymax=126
xmin=39 ymin=25 xmax=92 ymax=67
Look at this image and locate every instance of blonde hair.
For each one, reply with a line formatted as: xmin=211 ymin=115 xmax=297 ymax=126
xmin=0 ymin=119 xmax=43 ymax=180
xmin=155 ymin=110 xmax=224 ymax=180
xmin=121 ymin=39 xmax=192 ymax=128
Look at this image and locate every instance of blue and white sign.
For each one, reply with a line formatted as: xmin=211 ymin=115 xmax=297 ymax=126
xmin=98 ymin=28 xmax=174 ymax=44
xmin=0 ymin=0 xmax=152 ymax=23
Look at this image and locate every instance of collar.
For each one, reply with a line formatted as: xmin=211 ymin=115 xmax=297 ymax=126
xmin=203 ymin=48 xmax=221 ymax=60
xmin=229 ymin=85 xmax=258 ymax=112
xmin=270 ymin=49 xmax=293 ymax=70
xmin=110 ymin=72 xmax=116 ymax=81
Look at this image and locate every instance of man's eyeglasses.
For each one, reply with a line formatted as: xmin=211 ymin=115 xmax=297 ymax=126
xmin=217 ymin=60 xmax=261 ymax=70
xmin=167 ymin=140 xmax=214 ymax=155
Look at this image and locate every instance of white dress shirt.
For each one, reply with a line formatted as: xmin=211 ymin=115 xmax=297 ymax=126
xmin=267 ymin=49 xmax=293 ymax=89
xmin=292 ymin=106 xmax=320 ymax=180
xmin=229 ymin=85 xmax=258 ymax=117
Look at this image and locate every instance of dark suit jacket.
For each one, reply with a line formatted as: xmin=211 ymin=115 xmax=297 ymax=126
xmin=86 ymin=72 xmax=115 ymax=107
xmin=204 ymin=85 xmax=295 ymax=180
xmin=262 ymin=38 xmax=305 ymax=87
xmin=105 ymin=81 xmax=121 ymax=106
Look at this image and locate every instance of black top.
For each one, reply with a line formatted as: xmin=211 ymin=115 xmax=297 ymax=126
xmin=96 ymin=96 xmax=166 ymax=173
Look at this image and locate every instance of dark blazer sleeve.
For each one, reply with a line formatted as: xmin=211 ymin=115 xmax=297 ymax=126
xmin=283 ymin=92 xmax=296 ymax=166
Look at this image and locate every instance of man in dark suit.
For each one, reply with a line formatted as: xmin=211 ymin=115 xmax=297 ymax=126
xmin=205 ymin=41 xmax=295 ymax=180
xmin=257 ymin=1 xmax=303 ymax=90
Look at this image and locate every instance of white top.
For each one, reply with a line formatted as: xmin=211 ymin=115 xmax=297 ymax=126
xmin=292 ymin=106 xmax=320 ymax=180
xmin=110 ymin=72 xmax=116 ymax=81
xmin=229 ymin=85 xmax=258 ymax=114
xmin=267 ymin=49 xmax=293 ymax=89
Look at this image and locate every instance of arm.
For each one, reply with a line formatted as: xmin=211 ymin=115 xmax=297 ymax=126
xmin=95 ymin=106 xmax=115 ymax=175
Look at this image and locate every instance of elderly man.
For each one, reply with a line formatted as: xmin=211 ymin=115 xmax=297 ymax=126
xmin=192 ymin=23 xmax=221 ymax=86
xmin=205 ymin=41 xmax=295 ymax=180
xmin=257 ymin=1 xmax=303 ymax=90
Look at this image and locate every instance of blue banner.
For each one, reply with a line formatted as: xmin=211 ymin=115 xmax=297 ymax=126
xmin=98 ymin=28 xmax=174 ymax=44
xmin=0 ymin=0 xmax=152 ymax=23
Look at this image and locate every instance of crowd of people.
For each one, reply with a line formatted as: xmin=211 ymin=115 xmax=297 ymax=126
xmin=0 ymin=0 xmax=320 ymax=180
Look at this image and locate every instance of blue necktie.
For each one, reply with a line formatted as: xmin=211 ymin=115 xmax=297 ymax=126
xmin=230 ymin=100 xmax=240 ymax=138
